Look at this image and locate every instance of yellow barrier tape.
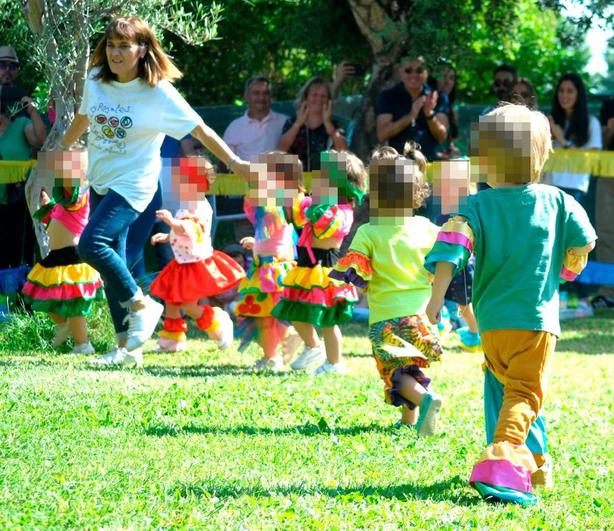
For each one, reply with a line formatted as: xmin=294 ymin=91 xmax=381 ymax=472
xmin=0 ymin=160 xmax=36 ymax=184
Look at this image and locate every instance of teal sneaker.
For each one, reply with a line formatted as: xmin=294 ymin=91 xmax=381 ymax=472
xmin=414 ymin=392 xmax=443 ymax=437
xmin=457 ymin=327 xmax=481 ymax=352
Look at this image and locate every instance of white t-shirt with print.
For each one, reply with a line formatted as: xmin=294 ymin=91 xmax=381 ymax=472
xmin=79 ymin=68 xmax=201 ymax=212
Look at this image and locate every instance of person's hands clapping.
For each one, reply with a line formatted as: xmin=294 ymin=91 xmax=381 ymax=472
xmin=410 ymin=96 xmax=426 ymax=121
xmin=295 ymin=101 xmax=309 ymax=127
xmin=423 ymin=90 xmax=438 ymax=116
xmin=548 ymin=115 xmax=566 ymax=144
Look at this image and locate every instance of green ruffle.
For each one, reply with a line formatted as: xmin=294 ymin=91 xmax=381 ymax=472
xmin=272 ymin=299 xmax=354 ymax=327
xmin=23 ymin=289 xmax=104 ymax=318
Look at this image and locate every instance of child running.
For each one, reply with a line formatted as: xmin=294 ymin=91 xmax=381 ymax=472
xmin=23 ymin=152 xmax=104 ymax=354
xmin=150 ymin=157 xmax=244 ymax=351
xmin=272 ymin=150 xmax=367 ymax=375
xmin=235 ymin=152 xmax=300 ymax=371
xmin=425 ymin=103 xmax=597 ymax=505
xmin=331 ymin=144 xmax=443 ymax=434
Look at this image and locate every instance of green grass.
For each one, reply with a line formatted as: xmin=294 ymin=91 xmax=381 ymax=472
xmin=0 ymin=306 xmax=612 ymax=529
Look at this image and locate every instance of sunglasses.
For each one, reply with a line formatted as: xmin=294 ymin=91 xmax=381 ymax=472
xmin=404 ymin=67 xmax=425 ymax=75
xmin=0 ymin=62 xmax=20 ymax=71
xmin=493 ymin=79 xmax=512 ymax=88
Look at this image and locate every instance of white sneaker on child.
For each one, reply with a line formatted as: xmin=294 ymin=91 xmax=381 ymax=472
xmin=52 ymin=321 xmax=71 ymax=348
xmin=214 ymin=307 xmax=234 ymax=349
xmin=89 ymin=346 xmax=143 ymax=368
xmin=290 ymin=345 xmax=325 ymax=370
xmin=72 ymin=341 xmax=95 ymax=355
xmin=312 ymin=361 xmax=348 ymax=376
xmin=125 ymin=296 xmax=164 ymax=351
xmin=252 ymin=356 xmax=284 ymax=372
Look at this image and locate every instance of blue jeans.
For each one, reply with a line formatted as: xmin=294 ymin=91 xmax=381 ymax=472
xmin=79 ymin=190 xmax=141 ymax=336
xmin=126 ymin=183 xmax=173 ymax=280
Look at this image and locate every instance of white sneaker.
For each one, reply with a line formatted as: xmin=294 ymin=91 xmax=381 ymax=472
xmin=124 ymin=296 xmax=164 ymax=351
xmin=52 ymin=321 xmax=71 ymax=347
xmin=89 ymin=347 xmax=143 ymax=368
xmin=215 ymin=308 xmax=234 ymax=349
xmin=312 ymin=361 xmax=348 ymax=376
xmin=252 ymin=356 xmax=284 ymax=372
xmin=290 ymin=345 xmax=325 ymax=370
xmin=72 ymin=341 xmax=95 ymax=355
xmin=574 ymin=301 xmax=594 ymax=318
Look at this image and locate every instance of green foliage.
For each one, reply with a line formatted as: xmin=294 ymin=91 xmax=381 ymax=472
xmin=0 ymin=316 xmax=612 ymax=526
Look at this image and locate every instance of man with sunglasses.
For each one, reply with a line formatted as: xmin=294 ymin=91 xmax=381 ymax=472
xmin=482 ymin=64 xmax=517 ymax=115
xmin=0 ymin=46 xmax=21 ymax=87
xmin=376 ymin=55 xmax=449 ymax=162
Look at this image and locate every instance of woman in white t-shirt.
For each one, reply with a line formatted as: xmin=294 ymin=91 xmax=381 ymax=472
xmin=58 ymin=16 xmax=249 ymax=366
xmin=546 ymin=73 xmax=602 ymax=316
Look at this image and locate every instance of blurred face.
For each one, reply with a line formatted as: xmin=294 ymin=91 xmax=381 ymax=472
xmin=438 ymin=67 xmax=456 ymax=95
xmin=400 ymin=59 xmax=427 ymax=93
xmin=493 ymin=71 xmax=514 ymax=100
xmin=431 ymin=160 xmax=470 ymax=214
xmin=106 ymin=35 xmax=145 ymax=82
xmin=306 ymin=83 xmax=329 ymax=113
xmin=245 ymin=80 xmax=271 ymax=117
xmin=510 ymin=82 xmax=536 ymax=109
xmin=557 ymin=80 xmax=578 ymax=114
xmin=0 ymin=61 xmax=20 ymax=85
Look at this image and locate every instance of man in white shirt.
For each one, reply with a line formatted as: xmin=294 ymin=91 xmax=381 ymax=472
xmin=223 ymin=76 xmax=287 ymax=160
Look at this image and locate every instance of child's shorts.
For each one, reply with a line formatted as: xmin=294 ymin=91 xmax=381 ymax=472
xmin=369 ymin=314 xmax=442 ymax=408
xmin=445 ymin=254 xmax=475 ymax=306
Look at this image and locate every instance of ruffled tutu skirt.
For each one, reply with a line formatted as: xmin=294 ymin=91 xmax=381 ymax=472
xmin=235 ymin=256 xmax=294 ymax=318
xmin=22 ymin=246 xmax=104 ymax=317
xmin=272 ymin=262 xmax=359 ymax=327
xmin=150 ymin=250 xmax=245 ymax=305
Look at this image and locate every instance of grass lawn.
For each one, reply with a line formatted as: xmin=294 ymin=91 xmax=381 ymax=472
xmin=0 ymin=307 xmax=612 ymax=529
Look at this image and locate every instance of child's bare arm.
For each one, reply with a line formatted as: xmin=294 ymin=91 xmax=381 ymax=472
xmin=155 ymin=209 xmax=188 ymax=235
xmin=425 ymin=262 xmax=455 ymax=324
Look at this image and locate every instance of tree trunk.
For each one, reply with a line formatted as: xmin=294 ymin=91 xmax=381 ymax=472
xmin=346 ymin=0 xmax=410 ymax=160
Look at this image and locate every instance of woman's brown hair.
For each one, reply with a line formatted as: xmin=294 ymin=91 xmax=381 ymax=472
xmin=90 ymin=16 xmax=182 ymax=86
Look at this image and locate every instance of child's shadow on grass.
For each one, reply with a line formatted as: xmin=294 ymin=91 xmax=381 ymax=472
xmin=145 ymin=421 xmax=384 ymax=438
xmin=168 ymin=476 xmax=480 ymax=506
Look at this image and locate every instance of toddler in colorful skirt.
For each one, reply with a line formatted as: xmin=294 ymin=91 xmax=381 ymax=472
xmin=23 ymin=153 xmax=104 ymax=354
xmin=272 ymin=150 xmax=367 ymax=375
xmin=331 ymin=144 xmax=443 ymax=433
xmin=235 ymin=152 xmax=300 ymax=371
xmin=150 ymin=158 xmax=245 ymax=351
xmin=425 ymin=103 xmax=597 ymax=505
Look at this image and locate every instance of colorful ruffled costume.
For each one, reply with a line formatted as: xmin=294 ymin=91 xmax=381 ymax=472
xmin=424 ymin=184 xmax=597 ymax=505
xmin=22 ymin=187 xmax=104 ymax=317
xmin=235 ymin=202 xmax=295 ymax=349
xmin=330 ymin=217 xmax=442 ymax=407
xmin=150 ymin=200 xmax=245 ymax=348
xmin=271 ymin=195 xmax=358 ymax=327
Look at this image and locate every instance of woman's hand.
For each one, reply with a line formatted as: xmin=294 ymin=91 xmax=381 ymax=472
xmin=548 ymin=115 xmax=566 ymax=144
xmin=296 ymin=101 xmax=309 ymax=127
xmin=150 ymin=232 xmax=170 ymax=245
xmin=240 ymin=236 xmax=255 ymax=250
xmin=323 ymin=100 xmax=333 ymax=125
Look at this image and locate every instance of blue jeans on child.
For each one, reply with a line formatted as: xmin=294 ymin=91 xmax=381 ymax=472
xmin=79 ymin=190 xmax=141 ymax=337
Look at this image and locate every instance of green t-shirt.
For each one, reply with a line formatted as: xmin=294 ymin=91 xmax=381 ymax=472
xmin=0 ymin=116 xmax=32 ymax=204
xmin=348 ymin=216 xmax=440 ymax=324
xmin=460 ymin=184 xmax=597 ymax=336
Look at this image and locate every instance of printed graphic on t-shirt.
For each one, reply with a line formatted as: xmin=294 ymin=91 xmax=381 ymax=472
xmin=89 ymin=102 xmax=133 ymax=154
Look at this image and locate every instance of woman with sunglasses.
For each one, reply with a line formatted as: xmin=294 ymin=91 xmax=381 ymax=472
xmin=376 ymin=55 xmax=449 ymax=162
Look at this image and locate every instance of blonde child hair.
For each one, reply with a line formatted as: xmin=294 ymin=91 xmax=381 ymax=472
xmin=471 ymin=103 xmax=552 ymax=185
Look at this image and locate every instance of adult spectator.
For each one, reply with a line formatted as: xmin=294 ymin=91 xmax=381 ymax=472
xmin=0 ymin=88 xmax=48 ymax=268
xmin=482 ymin=64 xmax=517 ymax=115
xmin=278 ymin=76 xmax=348 ymax=171
xmin=430 ymin=62 xmax=460 ymax=159
xmin=510 ymin=77 xmax=538 ymax=110
xmin=592 ymin=95 xmax=614 ymax=309
xmin=0 ymin=46 xmax=20 ymax=87
xmin=223 ymin=76 xmax=287 ymax=161
xmin=375 ymin=55 xmax=449 ymax=162
xmin=546 ymin=73 xmax=602 ymax=316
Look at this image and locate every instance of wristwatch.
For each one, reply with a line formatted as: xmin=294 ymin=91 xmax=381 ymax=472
xmin=425 ymin=111 xmax=436 ymax=120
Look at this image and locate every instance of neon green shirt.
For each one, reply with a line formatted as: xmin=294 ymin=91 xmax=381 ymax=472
xmin=345 ymin=216 xmax=439 ymax=324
